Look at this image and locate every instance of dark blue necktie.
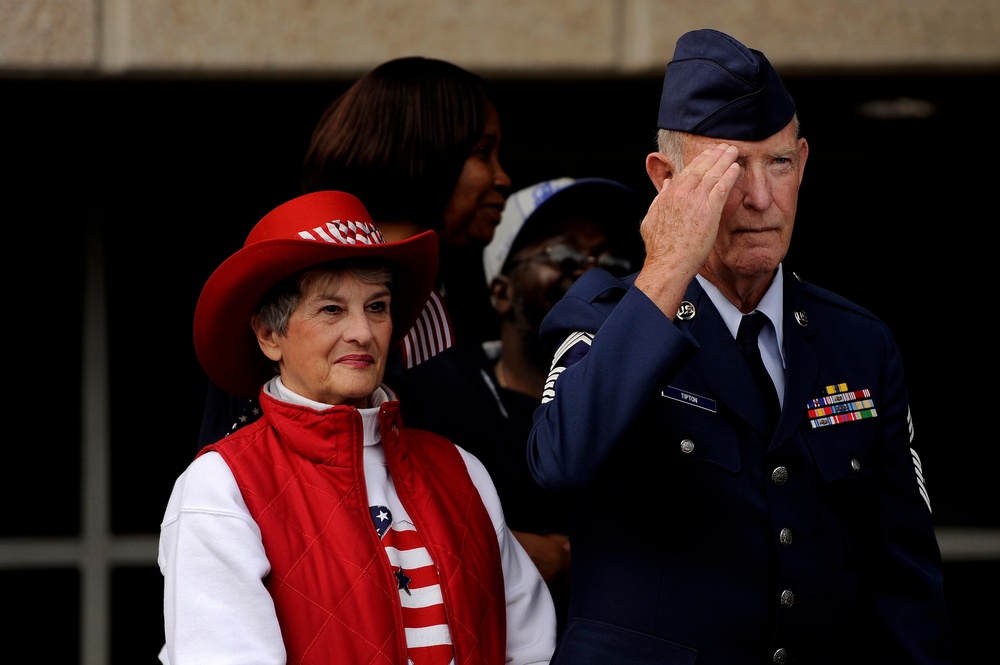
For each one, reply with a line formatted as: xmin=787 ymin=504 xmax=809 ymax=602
xmin=736 ymin=312 xmax=781 ymax=431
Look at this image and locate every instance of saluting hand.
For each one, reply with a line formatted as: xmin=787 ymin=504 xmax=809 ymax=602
xmin=634 ymin=143 xmax=739 ymax=318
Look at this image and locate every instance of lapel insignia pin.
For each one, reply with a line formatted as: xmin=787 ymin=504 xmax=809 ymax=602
xmin=676 ymin=301 xmax=696 ymax=321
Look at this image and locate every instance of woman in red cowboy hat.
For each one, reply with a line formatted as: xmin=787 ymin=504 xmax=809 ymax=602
xmin=158 ymin=190 xmax=556 ymax=665
xmin=199 ymin=55 xmax=511 ymax=446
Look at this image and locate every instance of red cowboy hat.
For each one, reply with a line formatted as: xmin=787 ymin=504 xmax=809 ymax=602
xmin=194 ymin=190 xmax=438 ymax=399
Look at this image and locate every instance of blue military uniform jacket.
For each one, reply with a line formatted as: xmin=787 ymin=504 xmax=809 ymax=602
xmin=528 ymin=266 xmax=952 ymax=665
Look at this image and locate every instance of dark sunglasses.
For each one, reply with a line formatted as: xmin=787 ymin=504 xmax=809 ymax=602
xmin=511 ymin=244 xmax=633 ymax=277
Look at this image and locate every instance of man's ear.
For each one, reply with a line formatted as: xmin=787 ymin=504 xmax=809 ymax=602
xmin=251 ymin=316 xmax=282 ymax=362
xmin=490 ymin=275 xmax=513 ymax=316
xmin=646 ymin=152 xmax=675 ymax=191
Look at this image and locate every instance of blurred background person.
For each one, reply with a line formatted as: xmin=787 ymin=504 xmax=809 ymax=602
xmin=397 ymin=177 xmax=645 ymax=636
xmin=200 ymin=55 xmax=511 ymax=445
xmin=302 ymin=54 xmax=510 ymax=353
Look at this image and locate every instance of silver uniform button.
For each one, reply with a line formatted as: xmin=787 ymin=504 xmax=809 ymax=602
xmin=772 ymin=466 xmax=789 ymax=485
xmin=851 ymin=458 xmax=862 ymax=472
xmin=773 ymin=647 xmax=788 ymax=664
xmin=780 ymin=589 xmax=795 ymax=607
xmin=779 ymin=528 xmax=793 ymax=547
xmin=680 ymin=439 xmax=695 ymax=454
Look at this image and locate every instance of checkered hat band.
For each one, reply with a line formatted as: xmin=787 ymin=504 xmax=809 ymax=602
xmin=297 ymin=220 xmax=386 ymax=245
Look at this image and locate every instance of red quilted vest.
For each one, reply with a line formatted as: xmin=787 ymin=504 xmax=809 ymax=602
xmin=202 ymin=391 xmax=507 ymax=664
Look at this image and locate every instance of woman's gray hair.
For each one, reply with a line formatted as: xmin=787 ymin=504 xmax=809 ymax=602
xmin=252 ymin=260 xmax=393 ymax=337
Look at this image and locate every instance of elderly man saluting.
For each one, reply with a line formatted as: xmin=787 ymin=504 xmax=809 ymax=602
xmin=526 ymin=28 xmax=953 ymax=665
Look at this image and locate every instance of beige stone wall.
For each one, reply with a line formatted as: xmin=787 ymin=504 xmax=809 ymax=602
xmin=2 ymin=0 xmax=997 ymax=76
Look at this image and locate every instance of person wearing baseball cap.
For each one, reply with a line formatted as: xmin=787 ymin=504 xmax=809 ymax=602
xmin=397 ymin=176 xmax=644 ymax=637
xmin=481 ymin=177 xmax=644 ymax=394
xmin=158 ymin=190 xmax=556 ymax=664
xmin=526 ymin=29 xmax=953 ymax=664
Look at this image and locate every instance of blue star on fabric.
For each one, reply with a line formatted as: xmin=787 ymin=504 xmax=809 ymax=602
xmin=395 ymin=567 xmax=412 ymax=595
xmin=370 ymin=505 xmax=392 ymax=538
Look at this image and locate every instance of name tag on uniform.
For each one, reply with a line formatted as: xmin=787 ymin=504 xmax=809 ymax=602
xmin=662 ymin=386 xmax=717 ymax=413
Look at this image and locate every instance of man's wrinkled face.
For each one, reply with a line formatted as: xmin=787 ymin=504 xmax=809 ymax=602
xmin=686 ymin=120 xmax=808 ymax=281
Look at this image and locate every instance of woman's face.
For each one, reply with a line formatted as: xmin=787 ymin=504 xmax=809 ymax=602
xmin=439 ymin=102 xmax=511 ymax=250
xmin=255 ymin=271 xmax=393 ymax=408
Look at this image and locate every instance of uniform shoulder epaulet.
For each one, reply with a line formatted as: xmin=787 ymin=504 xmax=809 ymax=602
xmin=574 ymin=268 xmax=633 ymax=304
xmin=539 ymin=268 xmax=633 ymax=351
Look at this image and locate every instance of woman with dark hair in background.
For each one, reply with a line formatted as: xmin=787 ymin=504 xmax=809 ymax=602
xmin=302 ymin=55 xmax=511 ymax=358
xmin=200 ymin=55 xmax=512 ymax=445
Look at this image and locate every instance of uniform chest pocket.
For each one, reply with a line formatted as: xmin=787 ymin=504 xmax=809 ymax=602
xmin=803 ymin=418 xmax=881 ymax=571
xmin=656 ymin=385 xmax=741 ymax=472
xmin=804 ymin=417 xmax=879 ymax=486
xmin=652 ymin=396 xmax=740 ymax=474
xmin=645 ymin=390 xmax=745 ymax=560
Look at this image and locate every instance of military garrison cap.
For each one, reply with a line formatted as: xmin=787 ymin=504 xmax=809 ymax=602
xmin=657 ymin=29 xmax=796 ymax=141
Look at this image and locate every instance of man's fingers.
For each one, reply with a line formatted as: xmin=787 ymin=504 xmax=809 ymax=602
xmin=694 ymin=143 xmax=738 ymax=183
xmin=712 ymin=151 xmax=740 ymax=200
xmin=649 ymin=143 xmax=738 ymax=211
xmin=691 ymin=143 xmax=739 ymax=209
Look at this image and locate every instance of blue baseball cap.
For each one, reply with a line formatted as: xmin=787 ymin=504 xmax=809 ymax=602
xmin=657 ymin=29 xmax=795 ymax=141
